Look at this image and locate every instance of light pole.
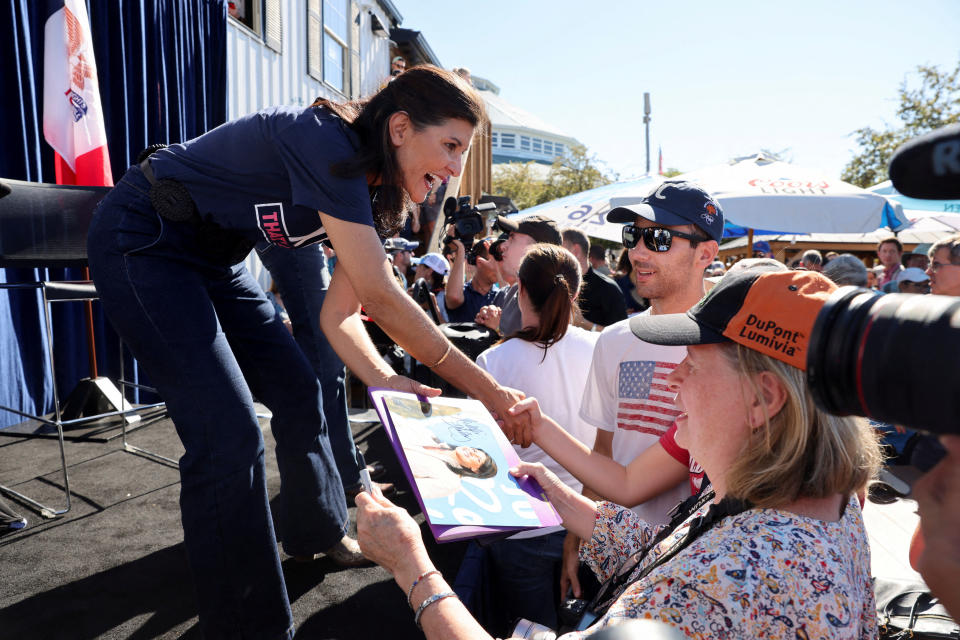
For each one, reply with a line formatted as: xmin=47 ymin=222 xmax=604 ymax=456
xmin=643 ymin=92 xmax=651 ymax=175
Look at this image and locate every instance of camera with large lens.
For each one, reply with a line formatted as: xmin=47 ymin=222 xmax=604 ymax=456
xmin=441 ymin=195 xmax=496 ymax=264
xmin=489 ymin=232 xmax=507 ymax=262
xmin=807 ymin=286 xmax=960 ymax=436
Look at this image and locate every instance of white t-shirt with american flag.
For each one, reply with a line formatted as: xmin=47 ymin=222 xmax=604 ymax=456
xmin=579 ymin=314 xmax=689 ymax=525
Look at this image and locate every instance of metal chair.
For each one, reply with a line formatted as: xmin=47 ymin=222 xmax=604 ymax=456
xmin=0 ymin=178 xmax=172 ymax=519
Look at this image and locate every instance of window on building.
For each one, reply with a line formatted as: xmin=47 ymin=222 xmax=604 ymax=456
xmin=520 ymin=136 xmax=530 ymax=151
xmin=491 ymin=132 xmax=499 ymax=147
xmin=543 ymin=140 xmax=554 ymax=156
xmin=307 ymin=0 xmax=349 ymax=93
xmin=532 ymin=138 xmax=542 ymax=153
xmin=323 ymin=0 xmax=348 ymax=91
xmin=229 ymin=0 xmax=257 ymax=31
xmin=554 ymin=143 xmax=564 ymax=157
xmin=500 ymin=133 xmax=515 ymax=149
xmin=229 ymin=0 xmax=282 ymax=52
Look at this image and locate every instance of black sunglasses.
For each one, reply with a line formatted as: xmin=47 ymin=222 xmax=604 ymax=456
xmin=622 ymin=225 xmax=708 ymax=252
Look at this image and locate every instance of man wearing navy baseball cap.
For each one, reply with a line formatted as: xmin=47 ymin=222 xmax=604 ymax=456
xmin=560 ymin=180 xmax=725 ymax=595
xmin=606 ymin=180 xmax=725 ymax=243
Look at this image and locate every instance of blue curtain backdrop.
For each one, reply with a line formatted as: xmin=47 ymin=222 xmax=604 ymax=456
xmin=0 ymin=0 xmax=227 ymax=428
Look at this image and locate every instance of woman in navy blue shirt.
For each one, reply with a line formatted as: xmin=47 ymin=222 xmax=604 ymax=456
xmin=87 ymin=66 xmax=524 ymax=640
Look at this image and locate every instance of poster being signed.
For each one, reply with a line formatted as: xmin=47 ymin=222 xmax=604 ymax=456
xmin=368 ymin=389 xmax=560 ymax=542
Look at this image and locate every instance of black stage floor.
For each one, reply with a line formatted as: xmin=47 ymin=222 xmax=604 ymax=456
xmin=0 ymin=406 xmax=468 ymax=639
xmin=0 ymin=403 xmax=929 ymax=639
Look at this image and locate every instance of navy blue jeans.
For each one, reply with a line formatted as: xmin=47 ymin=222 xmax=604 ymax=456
xmin=457 ymin=530 xmax=566 ymax=635
xmin=255 ymin=243 xmax=360 ymax=489
xmin=87 ymin=166 xmax=348 ymax=640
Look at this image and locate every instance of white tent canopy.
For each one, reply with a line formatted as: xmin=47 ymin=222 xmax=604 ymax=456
xmin=867 ymin=180 xmax=960 ymax=235
xmin=510 ymin=155 xmax=906 ymax=242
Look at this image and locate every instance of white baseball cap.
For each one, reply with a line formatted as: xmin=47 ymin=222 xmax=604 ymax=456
xmin=412 ymin=252 xmax=450 ymax=276
xmin=897 ymin=267 xmax=930 ymax=283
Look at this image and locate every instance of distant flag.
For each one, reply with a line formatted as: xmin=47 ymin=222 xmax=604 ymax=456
xmin=658 ymin=146 xmax=663 ymax=176
xmin=42 ymin=0 xmax=113 ymax=186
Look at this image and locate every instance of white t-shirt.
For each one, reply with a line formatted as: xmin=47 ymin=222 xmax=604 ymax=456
xmin=579 ymin=315 xmax=689 ymax=526
xmin=477 ymin=326 xmax=599 ymax=539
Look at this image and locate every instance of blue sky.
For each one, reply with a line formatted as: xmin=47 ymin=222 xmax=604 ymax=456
xmin=396 ymin=0 xmax=959 ymax=182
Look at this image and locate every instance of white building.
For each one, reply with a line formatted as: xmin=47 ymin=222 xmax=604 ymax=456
xmin=226 ymin=0 xmax=403 ymax=117
xmin=223 ymin=0 xmax=403 ymax=285
xmin=473 ymin=76 xmax=580 ymax=167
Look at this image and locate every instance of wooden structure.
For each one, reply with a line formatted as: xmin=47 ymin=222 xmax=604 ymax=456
xmin=460 ymin=128 xmax=493 ymax=206
xmin=718 ymin=228 xmax=947 ymax=268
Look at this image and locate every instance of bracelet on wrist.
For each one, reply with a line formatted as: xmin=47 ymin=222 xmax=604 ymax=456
xmin=406 ymin=569 xmax=441 ymax=609
xmin=428 ymin=342 xmax=452 ymax=368
xmin=414 ymin=591 xmax=458 ymax=629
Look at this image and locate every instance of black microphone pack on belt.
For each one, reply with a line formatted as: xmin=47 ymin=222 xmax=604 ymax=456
xmin=140 ymin=156 xmax=198 ymax=223
xmin=138 ymin=145 xmax=255 ymax=265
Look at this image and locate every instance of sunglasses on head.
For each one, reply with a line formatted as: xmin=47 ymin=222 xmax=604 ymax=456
xmin=622 ymin=225 xmax=708 ymax=252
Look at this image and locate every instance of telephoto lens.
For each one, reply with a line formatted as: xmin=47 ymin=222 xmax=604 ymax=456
xmin=807 ymin=286 xmax=960 ymax=435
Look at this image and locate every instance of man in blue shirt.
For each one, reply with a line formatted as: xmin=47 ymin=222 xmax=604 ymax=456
xmin=444 ymin=236 xmax=499 ymax=323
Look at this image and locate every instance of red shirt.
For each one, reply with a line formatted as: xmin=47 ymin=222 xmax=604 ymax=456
xmin=878 ymin=264 xmax=902 ymax=288
xmin=659 ymin=423 xmax=705 ymax=495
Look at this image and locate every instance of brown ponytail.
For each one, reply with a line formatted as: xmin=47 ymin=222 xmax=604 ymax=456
xmin=512 ymin=244 xmax=582 ymax=361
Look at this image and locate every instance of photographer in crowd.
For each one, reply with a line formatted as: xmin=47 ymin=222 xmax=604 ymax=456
xmin=912 ymin=435 xmax=960 ymax=618
xmin=357 ymin=265 xmax=881 ymax=639
xmin=443 ymin=235 xmax=499 ymax=323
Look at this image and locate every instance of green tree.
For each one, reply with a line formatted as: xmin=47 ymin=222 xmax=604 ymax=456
xmin=491 ymin=143 xmax=615 ymax=210
xmin=542 ymin=143 xmax=614 ymax=202
xmin=490 ymin=162 xmax=550 ymax=210
xmin=842 ymin=61 xmax=960 ymax=188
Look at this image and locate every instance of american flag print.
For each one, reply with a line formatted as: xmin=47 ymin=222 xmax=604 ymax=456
xmin=616 ymin=360 xmax=679 ymax=436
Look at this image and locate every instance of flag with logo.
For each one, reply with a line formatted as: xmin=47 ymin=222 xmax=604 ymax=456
xmin=42 ymin=0 xmax=113 ymax=186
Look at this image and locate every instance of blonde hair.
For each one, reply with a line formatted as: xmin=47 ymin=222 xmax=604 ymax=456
xmin=722 ymin=343 xmax=881 ymax=508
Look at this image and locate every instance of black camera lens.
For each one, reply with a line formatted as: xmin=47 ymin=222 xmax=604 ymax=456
xmin=807 ymin=286 xmax=960 ymax=435
xmin=490 ymin=233 xmax=507 ymax=262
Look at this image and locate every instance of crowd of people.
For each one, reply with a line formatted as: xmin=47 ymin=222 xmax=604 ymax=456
xmin=353 ymin=191 xmax=959 ymax=640
xmin=78 ymin=55 xmax=959 ymax=639
xmin=348 ymin=177 xmax=960 ymax=638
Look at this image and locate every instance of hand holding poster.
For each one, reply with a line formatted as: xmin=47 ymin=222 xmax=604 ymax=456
xmin=368 ymin=389 xmax=561 ymax=543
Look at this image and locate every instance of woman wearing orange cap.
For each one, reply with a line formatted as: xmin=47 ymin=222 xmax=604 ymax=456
xmin=356 ymin=265 xmax=881 ymax=639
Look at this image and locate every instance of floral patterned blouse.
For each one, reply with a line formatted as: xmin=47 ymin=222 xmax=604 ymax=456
xmin=561 ymin=497 xmax=876 ymax=639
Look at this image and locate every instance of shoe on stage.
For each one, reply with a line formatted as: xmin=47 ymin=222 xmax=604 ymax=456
xmin=294 ymin=535 xmax=371 ymax=567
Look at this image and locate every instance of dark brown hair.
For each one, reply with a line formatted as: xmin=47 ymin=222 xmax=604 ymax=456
xmin=512 ymin=244 xmax=582 ymax=360
xmin=615 ymin=246 xmax=632 ymax=275
xmin=312 ymin=65 xmax=487 ymax=237
xmin=877 ymin=236 xmax=903 ymax=253
xmin=561 ymin=227 xmax=589 ymax=256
